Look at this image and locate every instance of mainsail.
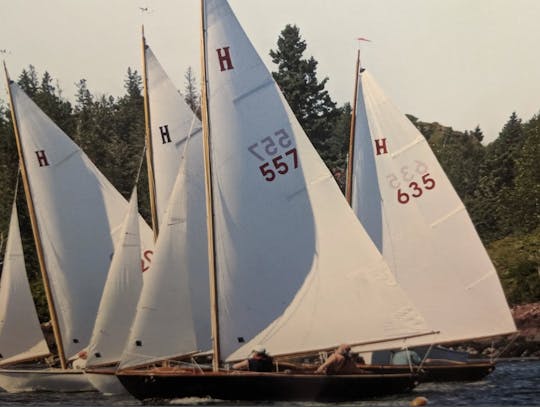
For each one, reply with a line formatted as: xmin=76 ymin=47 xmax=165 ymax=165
xmin=6 ymin=79 xmax=155 ymax=363
xmin=0 ymin=200 xmax=50 ymax=366
xmin=348 ymin=66 xmax=516 ymax=345
xmin=202 ymin=0 xmax=434 ymax=362
xmin=119 ymin=41 xmax=210 ymax=370
xmin=86 ymin=189 xmax=143 ymax=367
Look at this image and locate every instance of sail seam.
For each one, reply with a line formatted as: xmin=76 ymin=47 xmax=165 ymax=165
xmin=233 ymin=79 xmax=274 ymax=104
xmin=430 ymin=205 xmax=465 ymax=228
xmin=390 ymin=136 xmax=424 ymax=157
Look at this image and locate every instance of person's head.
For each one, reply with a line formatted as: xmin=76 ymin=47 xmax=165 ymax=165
xmin=251 ymin=345 xmax=267 ymax=357
xmin=336 ymin=344 xmax=351 ymax=356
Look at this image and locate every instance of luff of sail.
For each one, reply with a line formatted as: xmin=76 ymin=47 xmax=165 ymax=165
xmin=86 ymin=189 xmax=143 ymax=367
xmin=0 ymin=200 xmax=50 ymax=366
xmin=203 ymin=0 xmax=434 ymax=362
xmin=349 ymin=68 xmax=516 ymax=345
xmin=119 ymin=44 xmax=210 ymax=370
xmin=6 ymin=80 xmax=155 ymax=361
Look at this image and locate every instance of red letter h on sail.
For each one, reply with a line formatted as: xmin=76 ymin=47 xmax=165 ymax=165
xmin=374 ymin=138 xmax=388 ymax=155
xmin=217 ymin=47 xmax=234 ymax=71
xmin=35 ymin=150 xmax=49 ymax=167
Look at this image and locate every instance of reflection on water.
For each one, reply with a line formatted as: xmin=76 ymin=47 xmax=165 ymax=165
xmin=0 ymin=360 xmax=538 ymax=406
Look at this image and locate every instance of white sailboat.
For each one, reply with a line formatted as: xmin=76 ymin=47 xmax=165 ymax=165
xmin=118 ymin=36 xmax=210 ymax=370
xmin=84 ymin=189 xmax=142 ymax=395
xmin=0 ymin=199 xmax=50 ymax=367
xmin=1 ymin=65 xmax=154 ymax=392
xmin=117 ymin=1 xmax=437 ymax=401
xmin=345 ymin=52 xmax=516 ymax=377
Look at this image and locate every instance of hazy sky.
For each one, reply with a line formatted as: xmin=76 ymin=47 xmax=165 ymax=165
xmin=1 ymin=0 xmax=539 ymax=143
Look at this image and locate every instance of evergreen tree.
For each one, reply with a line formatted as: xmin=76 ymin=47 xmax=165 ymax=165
xmin=17 ymin=66 xmax=38 ymax=97
xmin=184 ymin=66 xmax=201 ymax=119
xmin=511 ymin=114 xmax=540 ymax=234
xmin=473 ymin=112 xmax=526 ymax=241
xmin=270 ymin=25 xmax=339 ymax=160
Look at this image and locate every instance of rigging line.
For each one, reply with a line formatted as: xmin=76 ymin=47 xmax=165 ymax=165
xmin=133 ymin=145 xmax=147 ymax=188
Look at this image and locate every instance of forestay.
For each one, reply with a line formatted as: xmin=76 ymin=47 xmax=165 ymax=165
xmin=8 ymin=82 xmax=154 ymax=360
xmin=349 ymin=69 xmax=516 ymax=344
xmin=204 ymin=0 xmax=433 ymax=362
xmin=86 ymin=189 xmax=143 ymax=367
xmin=119 ymin=46 xmax=210 ymax=370
xmin=0 ymin=201 xmax=50 ymax=366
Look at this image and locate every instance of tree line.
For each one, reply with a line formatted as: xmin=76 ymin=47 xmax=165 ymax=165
xmin=0 ymin=25 xmax=538 ymax=321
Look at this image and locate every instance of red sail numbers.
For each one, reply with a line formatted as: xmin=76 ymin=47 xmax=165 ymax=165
xmin=385 ymin=160 xmax=437 ymax=205
xmin=248 ymin=129 xmax=299 ymax=182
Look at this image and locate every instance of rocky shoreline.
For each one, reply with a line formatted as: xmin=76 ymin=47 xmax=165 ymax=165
xmin=453 ymin=302 xmax=540 ymax=359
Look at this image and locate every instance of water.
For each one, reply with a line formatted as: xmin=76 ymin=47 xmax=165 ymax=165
xmin=0 ymin=360 xmax=538 ymax=406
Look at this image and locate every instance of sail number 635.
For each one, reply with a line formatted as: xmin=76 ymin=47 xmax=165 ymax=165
xmin=397 ymin=173 xmax=436 ymax=204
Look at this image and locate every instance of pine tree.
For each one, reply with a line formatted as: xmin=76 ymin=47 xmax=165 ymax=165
xmin=270 ymin=25 xmax=339 ymax=158
xmin=184 ymin=66 xmax=201 ymax=119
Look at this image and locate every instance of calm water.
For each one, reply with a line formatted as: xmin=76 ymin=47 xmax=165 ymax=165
xmin=0 ymin=360 xmax=538 ymax=406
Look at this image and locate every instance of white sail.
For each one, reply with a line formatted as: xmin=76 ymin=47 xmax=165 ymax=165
xmin=0 ymin=200 xmax=50 ymax=366
xmin=119 ymin=46 xmax=210 ymax=370
xmin=203 ymin=0 xmax=433 ymax=362
xmin=86 ymin=189 xmax=142 ymax=367
xmin=145 ymin=45 xmax=203 ymax=227
xmin=349 ymin=69 xmax=516 ymax=345
xmin=8 ymin=81 xmax=154 ymax=360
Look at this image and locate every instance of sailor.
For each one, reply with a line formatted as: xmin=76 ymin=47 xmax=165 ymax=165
xmin=232 ymin=345 xmax=274 ymax=372
xmin=315 ymin=344 xmax=359 ymax=374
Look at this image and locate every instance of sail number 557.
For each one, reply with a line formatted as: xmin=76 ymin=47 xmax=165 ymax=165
xmin=248 ymin=129 xmax=299 ymax=181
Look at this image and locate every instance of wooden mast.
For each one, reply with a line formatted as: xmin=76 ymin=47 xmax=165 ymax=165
xmin=345 ymin=49 xmax=361 ymax=204
xmin=3 ymin=62 xmax=68 ymax=369
xmin=141 ymin=26 xmax=159 ymax=240
xmin=200 ymin=0 xmax=221 ymax=372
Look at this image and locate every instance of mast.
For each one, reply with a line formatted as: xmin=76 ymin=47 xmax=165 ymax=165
xmin=3 ymin=62 xmax=68 ymax=369
xmin=200 ymin=0 xmax=221 ymax=372
xmin=345 ymin=49 xmax=361 ymax=204
xmin=141 ymin=26 xmax=159 ymax=240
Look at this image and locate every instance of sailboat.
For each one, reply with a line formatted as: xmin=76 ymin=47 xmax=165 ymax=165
xmin=84 ymin=32 xmax=209 ymax=394
xmin=118 ymin=34 xmax=210 ymax=370
xmin=1 ymin=65 xmax=154 ymax=392
xmin=117 ymin=0 xmax=438 ymax=402
xmin=0 ymin=197 xmax=69 ymax=391
xmin=345 ymin=50 xmax=517 ymax=381
xmin=83 ymin=188 xmax=143 ymax=395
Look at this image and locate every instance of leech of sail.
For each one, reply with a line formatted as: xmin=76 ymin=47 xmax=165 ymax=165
xmin=345 ymin=49 xmax=361 ymax=204
xmin=141 ymin=25 xmax=159 ymax=240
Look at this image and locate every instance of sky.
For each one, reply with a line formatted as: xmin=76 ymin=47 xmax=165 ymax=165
xmin=1 ymin=0 xmax=539 ymax=144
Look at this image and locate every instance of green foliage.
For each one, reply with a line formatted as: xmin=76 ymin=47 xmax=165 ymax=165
xmin=487 ymin=228 xmax=540 ymax=305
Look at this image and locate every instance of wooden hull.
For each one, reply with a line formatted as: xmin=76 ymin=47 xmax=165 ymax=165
xmin=362 ymin=361 xmax=495 ymax=382
xmin=117 ymin=370 xmax=419 ymax=402
xmin=0 ymin=368 xmax=95 ymax=393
